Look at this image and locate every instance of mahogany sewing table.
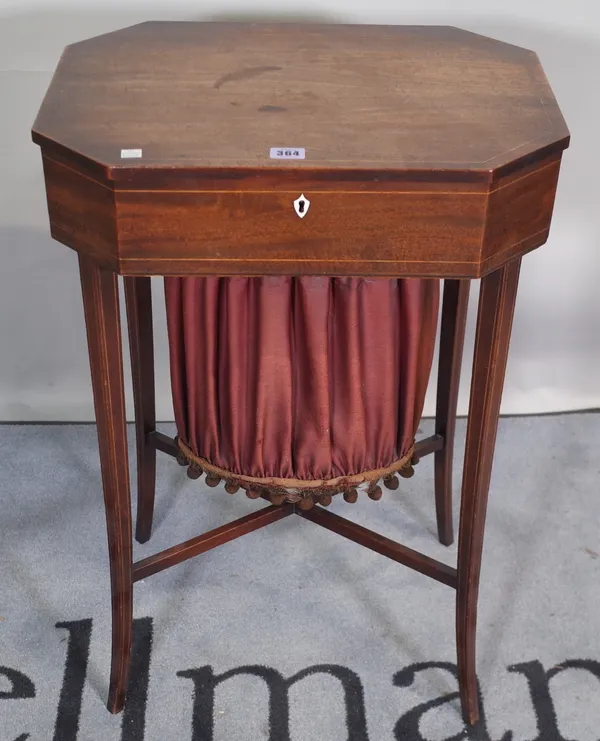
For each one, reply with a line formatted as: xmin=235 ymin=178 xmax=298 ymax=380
xmin=32 ymin=22 xmax=569 ymax=725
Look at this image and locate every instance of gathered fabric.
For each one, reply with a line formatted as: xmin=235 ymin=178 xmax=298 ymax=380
xmin=165 ymin=276 xmax=439 ymax=502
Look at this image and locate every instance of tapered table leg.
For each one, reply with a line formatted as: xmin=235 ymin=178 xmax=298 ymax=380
xmin=434 ymin=279 xmax=470 ymax=546
xmin=79 ymin=255 xmax=133 ymax=714
xmin=456 ymin=260 xmax=521 ymax=725
xmin=124 ymin=277 xmax=157 ymax=544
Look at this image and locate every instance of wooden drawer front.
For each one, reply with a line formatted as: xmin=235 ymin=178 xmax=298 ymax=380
xmin=116 ymin=190 xmax=486 ymax=276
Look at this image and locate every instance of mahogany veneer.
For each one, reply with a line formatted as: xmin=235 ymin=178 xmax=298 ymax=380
xmin=32 ymin=22 xmax=569 ymax=726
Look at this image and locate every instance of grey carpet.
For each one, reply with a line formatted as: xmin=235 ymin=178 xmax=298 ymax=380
xmin=1 ymin=414 xmax=599 ymax=741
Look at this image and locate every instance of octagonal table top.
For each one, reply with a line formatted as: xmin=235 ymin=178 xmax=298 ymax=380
xmin=32 ymin=22 xmax=569 ymax=185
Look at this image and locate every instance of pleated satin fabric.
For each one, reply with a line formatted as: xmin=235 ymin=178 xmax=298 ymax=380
xmin=165 ymin=277 xmax=439 ymax=482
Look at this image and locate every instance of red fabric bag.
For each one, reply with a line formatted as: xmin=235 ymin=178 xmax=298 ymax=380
xmin=165 ymin=276 xmax=439 ymax=505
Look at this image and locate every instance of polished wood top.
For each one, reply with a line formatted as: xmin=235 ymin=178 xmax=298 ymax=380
xmin=32 ymin=22 xmax=569 ymax=279
xmin=32 ymin=22 xmax=569 ymax=184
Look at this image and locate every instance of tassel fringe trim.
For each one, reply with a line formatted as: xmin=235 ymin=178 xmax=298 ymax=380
xmin=175 ymin=437 xmax=418 ymax=509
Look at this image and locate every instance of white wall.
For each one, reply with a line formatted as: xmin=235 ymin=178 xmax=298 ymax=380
xmin=0 ymin=0 xmax=598 ymax=421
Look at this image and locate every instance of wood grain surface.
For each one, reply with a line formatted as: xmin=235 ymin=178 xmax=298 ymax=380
xmin=435 ymin=279 xmax=470 ymax=546
xmin=456 ymin=258 xmax=522 ymax=725
xmin=33 ymin=23 xmax=569 ymax=278
xmin=40 ymin=151 xmax=562 ymax=278
xmin=78 ymin=255 xmax=133 ymax=714
xmin=32 ymin=22 xmax=569 ymax=182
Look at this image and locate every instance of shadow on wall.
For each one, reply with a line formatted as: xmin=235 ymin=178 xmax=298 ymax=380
xmin=0 ymin=9 xmax=598 ymax=420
